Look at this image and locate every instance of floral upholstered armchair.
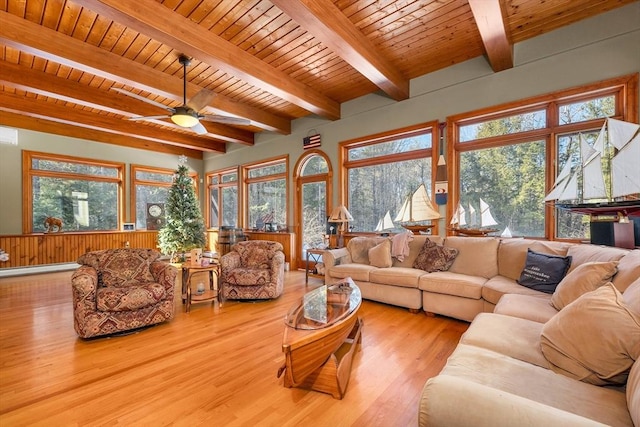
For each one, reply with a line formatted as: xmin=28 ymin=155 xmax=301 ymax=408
xmin=71 ymin=248 xmax=177 ymax=338
xmin=220 ymin=240 xmax=285 ymax=300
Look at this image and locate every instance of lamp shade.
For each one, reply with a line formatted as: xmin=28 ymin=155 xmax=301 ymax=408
xmin=171 ymin=113 xmax=200 ymax=128
xmin=329 ymin=205 xmax=353 ymax=223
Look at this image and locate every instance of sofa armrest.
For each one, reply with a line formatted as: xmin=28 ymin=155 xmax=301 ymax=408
xmin=323 ymin=247 xmax=351 ymax=269
xmin=419 ymin=375 xmax=604 ymax=427
xmin=150 ymin=261 xmax=177 ymax=297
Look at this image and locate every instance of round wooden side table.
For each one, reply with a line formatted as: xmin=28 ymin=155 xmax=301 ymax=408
xmin=181 ymin=262 xmax=221 ymax=312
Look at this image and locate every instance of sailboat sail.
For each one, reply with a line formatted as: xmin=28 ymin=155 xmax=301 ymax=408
xmin=394 ymin=184 xmax=440 ymax=223
xmin=479 ymin=198 xmax=498 ymax=227
xmin=450 ymin=203 xmax=466 ymax=226
xmin=375 ymin=211 xmax=394 ymax=232
xmin=612 ymin=133 xmax=640 ymax=198
xmin=581 ymin=134 xmax=606 ymax=200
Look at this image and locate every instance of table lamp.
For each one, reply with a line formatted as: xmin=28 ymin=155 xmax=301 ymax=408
xmin=329 ymin=205 xmax=353 ymax=248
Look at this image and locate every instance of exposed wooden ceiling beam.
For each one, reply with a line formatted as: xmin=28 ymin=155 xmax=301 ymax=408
xmin=0 ymin=11 xmax=290 ymax=134
xmin=468 ymin=0 xmax=513 ymax=72
xmin=0 ymin=111 xmax=203 ymax=159
xmin=74 ymin=0 xmax=341 ymax=120
xmin=0 ymin=61 xmax=254 ymax=146
xmin=271 ymin=0 xmax=409 ymax=101
xmin=0 ymin=92 xmax=226 ymax=153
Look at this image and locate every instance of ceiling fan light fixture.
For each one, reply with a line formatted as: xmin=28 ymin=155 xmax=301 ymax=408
xmin=171 ymin=112 xmax=199 ymax=128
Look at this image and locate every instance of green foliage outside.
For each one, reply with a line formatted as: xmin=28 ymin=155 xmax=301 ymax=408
xmin=158 ymin=165 xmax=206 ymax=259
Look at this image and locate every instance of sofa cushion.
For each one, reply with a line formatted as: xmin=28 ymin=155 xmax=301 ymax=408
xmin=566 ymin=244 xmax=628 ymax=273
xmin=369 ymin=267 xmax=425 ymax=288
xmin=326 ymin=263 xmax=377 ymax=282
xmin=392 ymin=235 xmax=444 ymax=268
xmin=418 ymin=271 xmax=485 ymax=299
xmin=482 ymin=275 xmax=548 ymax=306
xmin=445 ymin=237 xmax=499 ymax=278
xmin=438 ymin=344 xmax=633 ymax=427
xmin=460 ymin=313 xmax=549 ymax=369
xmin=624 ymin=278 xmax=640 ymax=313
xmin=413 ymin=239 xmax=458 ymax=272
xmin=541 ymin=283 xmax=640 ymax=386
xmin=368 ymin=239 xmax=392 ymax=268
xmin=96 ymin=282 xmax=166 ymax=312
xmin=517 ymin=249 xmax=572 ymax=294
xmin=498 ymin=238 xmax=573 ymax=281
xmin=613 ymin=249 xmax=640 ymax=292
xmin=550 ymin=261 xmax=619 ymax=310
xmin=493 ymin=293 xmax=557 ymax=323
xmin=347 ymin=237 xmax=385 ymax=264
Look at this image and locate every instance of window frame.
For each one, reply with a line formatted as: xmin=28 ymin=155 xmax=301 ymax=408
xmin=22 ymin=150 xmax=125 ymax=234
xmin=338 ymin=121 xmax=439 ymax=233
xmin=448 ymin=73 xmax=638 ymax=240
xmin=130 ymin=165 xmax=176 ymax=230
xmin=205 ymin=167 xmax=240 ymax=229
xmin=242 ymin=156 xmax=289 ymax=229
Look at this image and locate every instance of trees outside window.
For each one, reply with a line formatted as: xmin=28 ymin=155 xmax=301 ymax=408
xmin=243 ymin=157 xmax=288 ymax=230
xmin=341 ymin=123 xmax=437 ymax=232
xmin=131 ymin=165 xmax=174 ymax=230
xmin=206 ymin=168 xmax=239 ymax=229
xmin=23 ymin=151 xmax=123 ymax=233
xmin=450 ymin=74 xmax=636 ymax=240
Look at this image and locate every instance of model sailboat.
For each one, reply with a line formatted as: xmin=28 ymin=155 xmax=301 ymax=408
xmin=374 ymin=211 xmax=394 ymax=233
xmin=394 ymin=184 xmax=441 ymax=234
xmin=449 ymin=198 xmax=499 ymax=236
xmin=544 ymin=118 xmax=640 ymax=217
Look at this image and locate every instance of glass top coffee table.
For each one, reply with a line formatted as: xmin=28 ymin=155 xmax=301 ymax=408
xmin=279 ymin=278 xmax=363 ymax=399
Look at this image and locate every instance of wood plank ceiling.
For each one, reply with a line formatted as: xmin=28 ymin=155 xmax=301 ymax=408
xmin=0 ymin=0 xmax=634 ymax=159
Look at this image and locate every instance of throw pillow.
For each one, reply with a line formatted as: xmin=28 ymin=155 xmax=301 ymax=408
xmin=368 ymin=240 xmax=392 ymax=268
xmin=624 ymin=278 xmax=640 ymax=315
xmin=412 ymin=239 xmax=459 ymax=273
xmin=540 ymin=283 xmax=640 ymax=386
xmin=517 ymin=249 xmax=572 ymax=294
xmin=550 ymin=261 xmax=619 ymax=310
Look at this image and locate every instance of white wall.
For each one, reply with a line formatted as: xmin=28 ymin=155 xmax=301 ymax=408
xmin=0 ymin=131 xmax=203 ymax=234
xmin=203 ymin=2 xmax=640 ymax=231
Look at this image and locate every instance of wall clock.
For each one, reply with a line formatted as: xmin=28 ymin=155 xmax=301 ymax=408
xmin=146 ymin=203 xmax=165 ymax=230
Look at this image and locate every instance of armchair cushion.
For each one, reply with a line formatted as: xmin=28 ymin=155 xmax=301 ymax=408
xmin=223 ymin=268 xmax=272 ymax=286
xmin=233 ymin=241 xmax=283 ymax=268
xmin=97 ymin=283 xmax=167 ymax=312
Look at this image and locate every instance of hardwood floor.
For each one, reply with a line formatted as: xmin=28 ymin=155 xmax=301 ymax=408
xmin=0 ymin=270 xmax=468 ymax=426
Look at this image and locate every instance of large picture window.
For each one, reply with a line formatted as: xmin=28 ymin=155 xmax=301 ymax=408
xmin=243 ymin=157 xmax=288 ymax=230
xmin=450 ymin=74 xmax=638 ymax=240
xmin=206 ymin=168 xmax=239 ymax=229
xmin=341 ymin=122 xmax=438 ymax=232
xmin=23 ymin=151 xmax=124 ymax=233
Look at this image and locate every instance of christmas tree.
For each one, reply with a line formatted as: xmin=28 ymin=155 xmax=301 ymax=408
xmin=158 ymin=163 xmax=206 ymax=260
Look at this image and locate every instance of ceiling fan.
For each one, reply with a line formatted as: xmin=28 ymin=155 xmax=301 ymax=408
xmin=113 ymin=55 xmax=250 ymax=135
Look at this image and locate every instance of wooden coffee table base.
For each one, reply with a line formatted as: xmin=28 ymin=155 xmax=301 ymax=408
xmin=287 ymin=318 xmax=363 ymax=399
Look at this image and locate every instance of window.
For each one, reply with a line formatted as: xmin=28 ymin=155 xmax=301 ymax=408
xmin=243 ymin=157 xmax=288 ymax=229
xmin=450 ymin=74 xmax=637 ymax=240
xmin=131 ymin=165 xmax=174 ymax=230
xmin=341 ymin=122 xmax=437 ymax=232
xmin=206 ymin=168 xmax=239 ymax=229
xmin=23 ymin=151 xmax=124 ymax=233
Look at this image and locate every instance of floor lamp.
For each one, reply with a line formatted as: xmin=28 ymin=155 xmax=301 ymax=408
xmin=329 ymin=205 xmax=353 ymax=248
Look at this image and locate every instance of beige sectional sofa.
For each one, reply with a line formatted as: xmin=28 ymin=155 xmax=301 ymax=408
xmin=324 ymin=235 xmax=640 ymax=426
xmin=323 ymin=235 xmax=638 ymax=321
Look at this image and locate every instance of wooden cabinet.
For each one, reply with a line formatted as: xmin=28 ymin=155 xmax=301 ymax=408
xmin=244 ymin=231 xmax=296 ymax=266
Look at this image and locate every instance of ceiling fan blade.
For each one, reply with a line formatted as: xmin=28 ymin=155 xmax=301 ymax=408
xmin=187 ymin=89 xmax=216 ymax=112
xmin=128 ymin=115 xmax=171 ymax=121
xmin=201 ymin=114 xmax=251 ymax=125
xmin=189 ymin=122 xmax=208 ymax=135
xmin=111 ymin=87 xmax=174 ymax=112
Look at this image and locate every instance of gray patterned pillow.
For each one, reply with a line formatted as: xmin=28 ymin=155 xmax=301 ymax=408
xmin=413 ymin=239 xmax=459 ymax=272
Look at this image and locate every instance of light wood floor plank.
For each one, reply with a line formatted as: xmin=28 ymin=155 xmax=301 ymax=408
xmin=0 ymin=270 xmax=467 ymax=426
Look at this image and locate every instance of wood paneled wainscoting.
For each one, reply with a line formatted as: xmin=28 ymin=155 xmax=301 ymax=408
xmin=0 ymin=231 xmax=160 ymax=268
